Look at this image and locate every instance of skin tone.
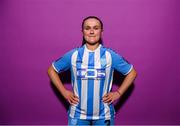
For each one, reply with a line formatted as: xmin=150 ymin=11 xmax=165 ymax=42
xmin=47 ymin=18 xmax=137 ymax=105
xmin=82 ymin=18 xmax=102 ymax=51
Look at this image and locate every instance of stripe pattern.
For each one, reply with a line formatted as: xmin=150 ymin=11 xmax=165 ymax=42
xmin=70 ymin=45 xmax=114 ymax=120
xmin=52 ymin=44 xmax=132 ymax=120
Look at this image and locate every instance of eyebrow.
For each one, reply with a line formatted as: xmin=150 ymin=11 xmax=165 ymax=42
xmin=84 ymin=25 xmax=101 ymax=28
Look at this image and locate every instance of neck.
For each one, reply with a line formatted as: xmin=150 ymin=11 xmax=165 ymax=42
xmin=85 ymin=43 xmax=100 ymax=51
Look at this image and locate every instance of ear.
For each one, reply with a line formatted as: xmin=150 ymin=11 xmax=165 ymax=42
xmin=101 ymin=28 xmax=104 ymax=32
xmin=81 ymin=29 xmax=85 ymax=33
xmin=101 ymin=29 xmax=103 ymax=34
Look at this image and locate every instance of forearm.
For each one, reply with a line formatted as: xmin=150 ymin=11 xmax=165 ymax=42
xmin=117 ymin=68 xmax=137 ymax=96
xmin=47 ymin=66 xmax=67 ymax=97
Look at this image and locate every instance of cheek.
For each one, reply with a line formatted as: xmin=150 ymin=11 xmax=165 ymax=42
xmin=83 ymin=31 xmax=89 ymax=37
xmin=83 ymin=29 xmax=89 ymax=33
xmin=95 ymin=31 xmax=102 ymax=37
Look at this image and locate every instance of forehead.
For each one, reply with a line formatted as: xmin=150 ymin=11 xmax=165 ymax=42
xmin=83 ymin=18 xmax=101 ymax=26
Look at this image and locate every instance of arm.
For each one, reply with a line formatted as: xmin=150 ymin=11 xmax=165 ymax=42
xmin=117 ymin=68 xmax=137 ymax=96
xmin=103 ymin=68 xmax=137 ymax=104
xmin=47 ymin=65 xmax=79 ymax=105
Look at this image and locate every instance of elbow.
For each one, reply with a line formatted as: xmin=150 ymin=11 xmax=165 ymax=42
xmin=47 ymin=65 xmax=54 ymax=76
xmin=132 ymin=68 xmax=137 ymax=79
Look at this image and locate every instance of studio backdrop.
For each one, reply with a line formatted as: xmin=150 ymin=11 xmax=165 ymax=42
xmin=0 ymin=0 xmax=179 ymax=125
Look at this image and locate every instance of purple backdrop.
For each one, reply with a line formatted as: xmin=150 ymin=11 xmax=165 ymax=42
xmin=0 ymin=0 xmax=180 ymax=125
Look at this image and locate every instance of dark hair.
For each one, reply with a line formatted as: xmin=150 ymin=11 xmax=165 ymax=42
xmin=81 ymin=16 xmax=103 ymax=46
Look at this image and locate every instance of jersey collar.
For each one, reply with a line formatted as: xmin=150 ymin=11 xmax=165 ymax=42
xmin=84 ymin=44 xmax=102 ymax=52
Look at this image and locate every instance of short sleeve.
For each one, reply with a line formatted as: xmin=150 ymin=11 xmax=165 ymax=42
xmin=52 ymin=49 xmax=76 ymax=73
xmin=108 ymin=49 xmax=133 ymax=75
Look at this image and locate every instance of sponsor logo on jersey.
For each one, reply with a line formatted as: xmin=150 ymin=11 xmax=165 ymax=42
xmin=77 ymin=68 xmax=106 ymax=79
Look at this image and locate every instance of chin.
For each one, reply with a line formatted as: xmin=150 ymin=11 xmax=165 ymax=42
xmin=86 ymin=41 xmax=99 ymax=45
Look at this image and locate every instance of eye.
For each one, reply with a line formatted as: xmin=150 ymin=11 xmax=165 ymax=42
xmin=84 ymin=26 xmax=90 ymax=30
xmin=94 ymin=26 xmax=100 ymax=30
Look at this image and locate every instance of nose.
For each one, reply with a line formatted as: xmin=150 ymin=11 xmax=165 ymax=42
xmin=90 ymin=29 xmax=94 ymax=34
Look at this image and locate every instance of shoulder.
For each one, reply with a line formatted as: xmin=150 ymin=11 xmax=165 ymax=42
xmin=64 ymin=47 xmax=79 ymax=56
xmin=102 ymin=46 xmax=123 ymax=57
xmin=64 ymin=46 xmax=86 ymax=59
xmin=68 ymin=48 xmax=78 ymax=53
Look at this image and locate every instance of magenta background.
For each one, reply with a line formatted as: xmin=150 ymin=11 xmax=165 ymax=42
xmin=0 ymin=0 xmax=180 ymax=125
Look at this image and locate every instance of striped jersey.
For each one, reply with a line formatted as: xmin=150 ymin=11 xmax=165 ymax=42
xmin=52 ymin=44 xmax=133 ymax=120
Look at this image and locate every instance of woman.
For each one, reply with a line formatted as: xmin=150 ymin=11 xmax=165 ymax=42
xmin=48 ymin=16 xmax=137 ymax=125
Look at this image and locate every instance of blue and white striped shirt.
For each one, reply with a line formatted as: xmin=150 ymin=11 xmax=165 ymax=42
xmin=52 ymin=44 xmax=133 ymax=120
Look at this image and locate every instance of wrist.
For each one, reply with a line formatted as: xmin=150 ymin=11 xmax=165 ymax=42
xmin=116 ymin=90 xmax=122 ymax=96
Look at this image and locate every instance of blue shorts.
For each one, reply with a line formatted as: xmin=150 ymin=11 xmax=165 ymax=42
xmin=68 ymin=116 xmax=114 ymax=126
